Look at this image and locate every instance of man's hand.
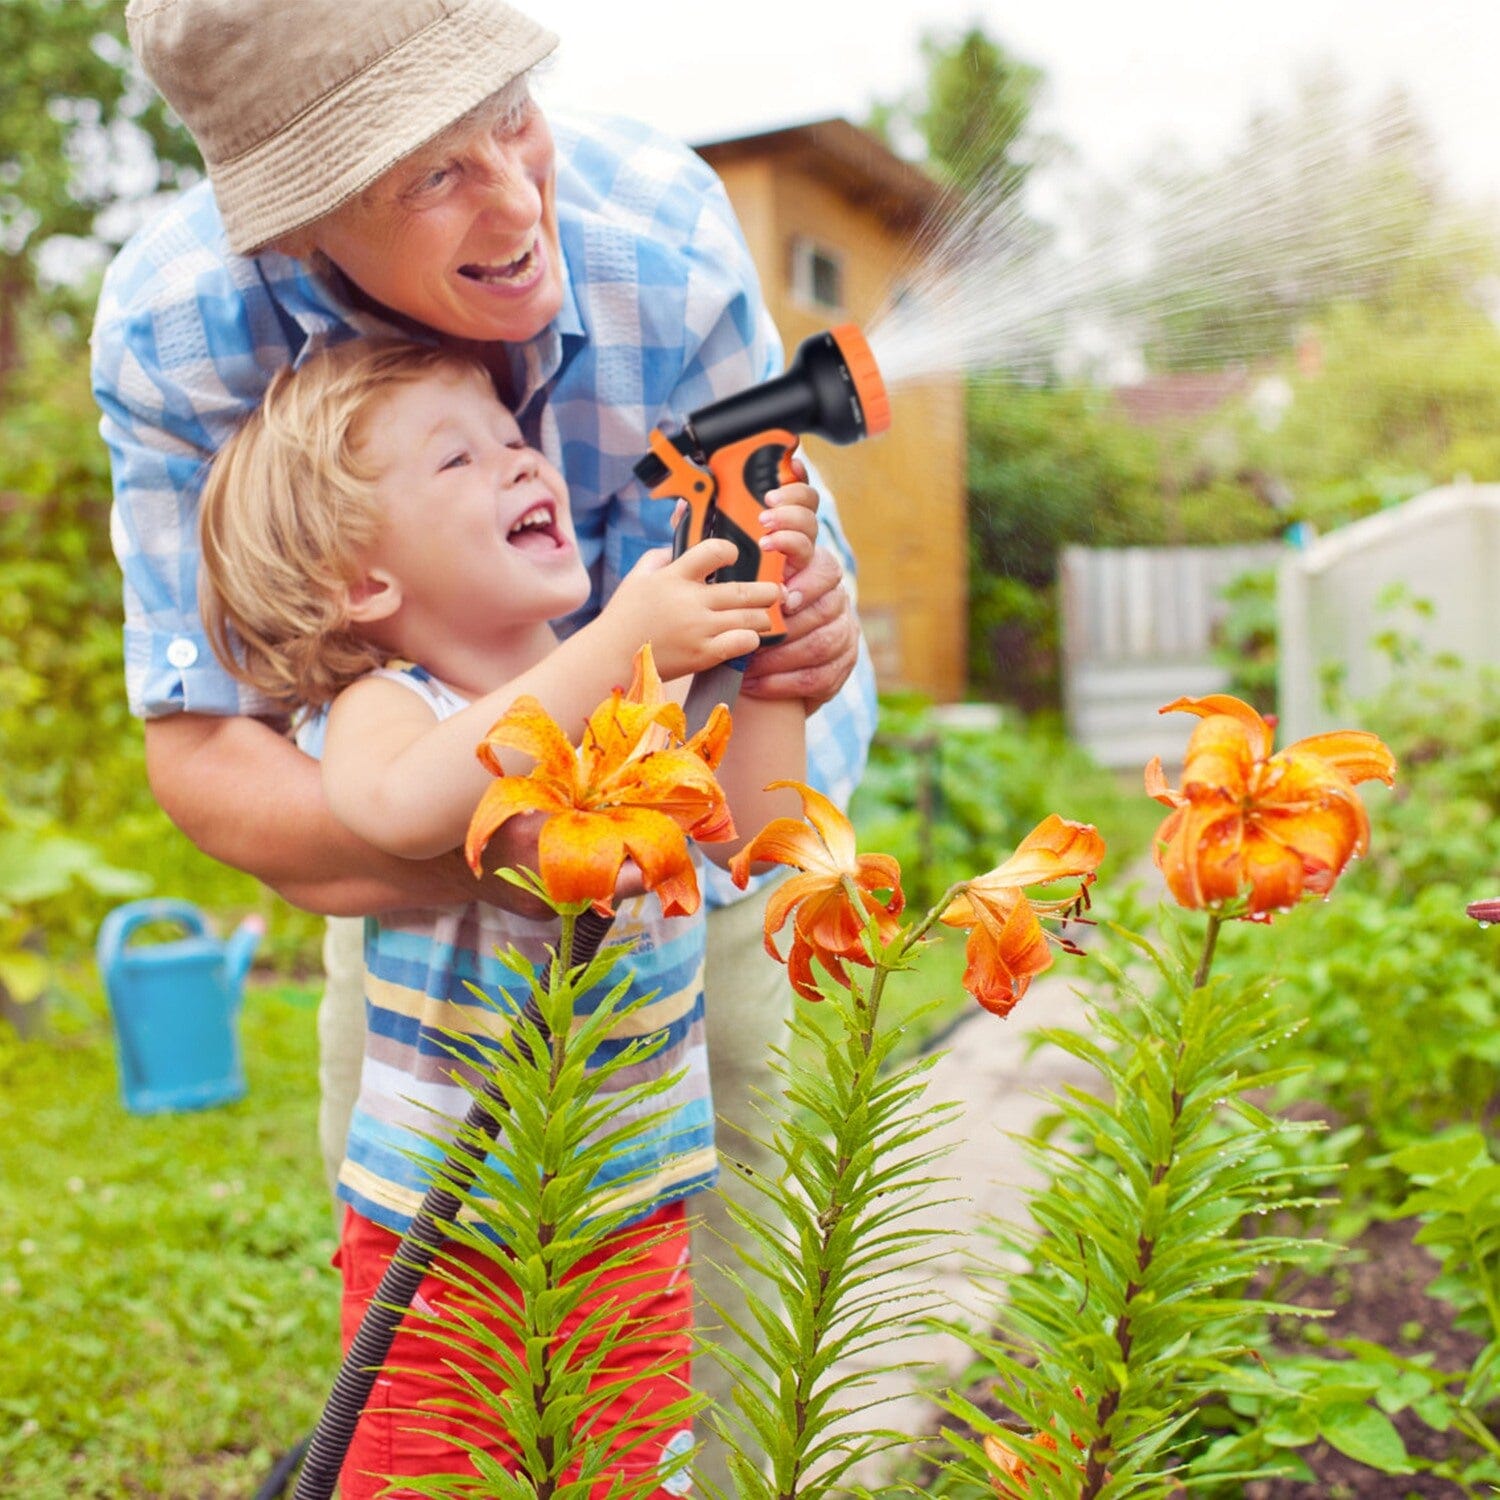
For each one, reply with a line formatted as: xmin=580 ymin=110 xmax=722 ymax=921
xmin=741 ymin=542 xmax=859 ymax=710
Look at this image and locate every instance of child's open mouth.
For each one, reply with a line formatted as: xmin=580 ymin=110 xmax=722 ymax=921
xmin=459 ymin=238 xmax=540 ymax=286
xmin=506 ymin=501 xmax=565 ymax=553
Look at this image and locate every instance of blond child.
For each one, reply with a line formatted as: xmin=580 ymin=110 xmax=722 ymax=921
xmin=197 ymin=337 xmax=814 ymax=1499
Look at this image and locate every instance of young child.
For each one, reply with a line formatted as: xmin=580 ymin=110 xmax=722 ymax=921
xmin=196 ymin=337 xmax=815 ymax=1499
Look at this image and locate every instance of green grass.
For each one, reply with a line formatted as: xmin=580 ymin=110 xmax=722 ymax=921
xmin=0 ymin=978 xmax=339 ymax=1498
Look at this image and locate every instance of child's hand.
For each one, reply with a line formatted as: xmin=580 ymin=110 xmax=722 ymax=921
xmin=609 ymin=537 xmax=782 ymax=679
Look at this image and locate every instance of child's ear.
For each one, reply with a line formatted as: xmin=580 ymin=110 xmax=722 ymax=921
xmin=345 ymin=568 xmax=402 ymax=623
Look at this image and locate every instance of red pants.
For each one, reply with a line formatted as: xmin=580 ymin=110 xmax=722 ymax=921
xmin=335 ymin=1202 xmax=695 ymax=1499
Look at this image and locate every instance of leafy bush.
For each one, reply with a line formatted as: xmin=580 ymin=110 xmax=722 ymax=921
xmin=1243 ymin=289 xmax=1500 ymax=530
xmin=1210 ymin=567 xmax=1278 ymax=715
xmin=0 ymin=796 xmax=148 ymax=1019
xmin=0 ymin=335 xmax=320 ymax=975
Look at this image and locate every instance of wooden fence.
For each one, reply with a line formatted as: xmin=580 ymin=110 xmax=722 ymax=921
xmin=1059 ymin=542 xmax=1282 ymax=769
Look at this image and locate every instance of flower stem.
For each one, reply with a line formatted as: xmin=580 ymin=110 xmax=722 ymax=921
xmin=1080 ymin=1047 xmax=1186 ymax=1499
xmin=1192 ymin=913 xmax=1223 ymax=990
xmin=524 ymin=909 xmax=578 ymax=1500
xmin=778 ymin=953 xmax=893 ymax=1500
xmin=899 ymin=881 xmax=970 ymax=956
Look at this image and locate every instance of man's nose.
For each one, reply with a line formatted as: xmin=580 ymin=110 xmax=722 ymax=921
xmin=469 ymin=137 xmax=541 ymax=219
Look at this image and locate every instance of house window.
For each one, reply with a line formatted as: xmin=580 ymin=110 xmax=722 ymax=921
xmin=789 ymin=237 xmax=845 ymax=313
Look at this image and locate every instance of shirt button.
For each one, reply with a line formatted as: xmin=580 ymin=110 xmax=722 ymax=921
xmin=166 ymin=637 xmax=199 ymax=669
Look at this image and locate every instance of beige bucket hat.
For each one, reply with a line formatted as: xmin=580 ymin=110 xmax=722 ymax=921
xmin=126 ymin=0 xmax=559 ymax=256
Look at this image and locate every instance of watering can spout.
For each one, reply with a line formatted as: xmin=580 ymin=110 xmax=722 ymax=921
xmin=223 ymin=914 xmax=265 ymax=996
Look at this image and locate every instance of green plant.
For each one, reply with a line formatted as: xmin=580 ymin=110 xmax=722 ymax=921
xmin=706 ymin=798 xmax=1103 ymax=1498
xmin=707 ymin=927 xmax=958 ymax=1496
xmin=0 ymin=797 xmax=148 ymax=1021
xmin=0 ymin=333 xmax=322 ymax=975
xmin=1214 ymin=608 xmax=1500 ymax=1183
xmin=910 ymin=690 xmax=1427 ymax=1497
xmin=1389 ymin=1130 xmax=1500 ymax=1414
xmin=1185 ymin=1338 xmax=1499 ymax=1492
xmin=397 ymin=902 xmax=701 ymax=1500
xmin=931 ymin=921 xmax=1329 ymax=1498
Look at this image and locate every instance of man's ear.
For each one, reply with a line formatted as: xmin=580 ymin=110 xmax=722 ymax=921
xmin=346 ymin=568 xmax=402 ymax=623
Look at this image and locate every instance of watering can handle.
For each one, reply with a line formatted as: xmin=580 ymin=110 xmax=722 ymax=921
xmin=95 ymin=898 xmax=211 ymax=977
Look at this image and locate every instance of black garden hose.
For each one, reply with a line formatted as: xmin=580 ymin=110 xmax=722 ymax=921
xmin=252 ymin=1434 xmax=310 ymax=1500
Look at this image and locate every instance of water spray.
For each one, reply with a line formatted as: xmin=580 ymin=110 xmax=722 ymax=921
xmin=855 ymin=89 xmax=1498 ymax=396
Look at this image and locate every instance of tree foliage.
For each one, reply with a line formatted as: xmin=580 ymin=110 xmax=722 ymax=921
xmin=866 ymin=24 xmax=1047 ymax=206
xmin=0 ymin=0 xmax=197 ymax=367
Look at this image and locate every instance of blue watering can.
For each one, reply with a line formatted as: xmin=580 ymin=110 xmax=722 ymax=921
xmin=96 ymin=899 xmax=263 ymax=1115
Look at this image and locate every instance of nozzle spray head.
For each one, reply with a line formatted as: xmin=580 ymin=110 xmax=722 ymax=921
xmin=633 ymin=323 xmax=889 ymax=486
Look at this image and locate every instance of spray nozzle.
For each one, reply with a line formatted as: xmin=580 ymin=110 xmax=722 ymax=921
xmin=634 ymin=324 xmax=889 ymax=487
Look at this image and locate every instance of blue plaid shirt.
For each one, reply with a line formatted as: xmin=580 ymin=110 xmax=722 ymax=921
xmin=91 ymin=111 xmax=876 ymax=905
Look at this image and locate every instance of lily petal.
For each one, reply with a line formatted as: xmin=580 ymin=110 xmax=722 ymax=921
xmin=1179 ymin=714 xmax=1256 ymax=800
xmin=537 ymin=809 xmax=628 ymax=910
xmin=1160 ymin=693 xmax=1275 ymax=758
xmin=477 ymin=696 xmax=581 ymax=783
xmin=465 ymin=776 xmax=568 ymax=873
xmin=730 ymin=816 xmax=840 ymax=887
xmin=781 ymin=780 xmax=860 ymax=869
xmin=961 ymin=893 xmax=1053 ymax=1017
xmin=1144 ymin=755 xmax=1181 ymax=808
xmin=982 ymin=814 xmax=1106 ymax=889
xmin=609 ymin=805 xmax=701 ymax=919
xmin=1286 ymin=730 xmax=1397 ymax=787
xmin=1156 ymin=798 xmax=1244 ymax=909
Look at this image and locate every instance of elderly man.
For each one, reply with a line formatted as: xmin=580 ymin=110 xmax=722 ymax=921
xmin=92 ymin=0 xmax=875 ymax=1489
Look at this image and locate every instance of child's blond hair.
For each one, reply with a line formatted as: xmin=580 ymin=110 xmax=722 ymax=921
xmin=198 ymin=338 xmax=493 ymax=708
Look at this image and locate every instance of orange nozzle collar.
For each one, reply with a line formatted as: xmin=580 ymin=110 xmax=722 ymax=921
xmin=830 ymin=323 xmax=891 ymax=437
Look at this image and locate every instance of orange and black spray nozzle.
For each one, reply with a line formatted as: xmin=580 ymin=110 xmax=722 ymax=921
xmin=633 ymin=323 xmax=890 ymax=645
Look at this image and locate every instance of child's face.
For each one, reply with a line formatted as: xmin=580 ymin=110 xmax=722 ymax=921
xmin=356 ymin=368 xmax=589 ymax=635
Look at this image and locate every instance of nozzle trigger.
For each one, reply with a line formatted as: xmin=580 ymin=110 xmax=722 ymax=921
xmin=644 ymin=429 xmax=716 ymax=553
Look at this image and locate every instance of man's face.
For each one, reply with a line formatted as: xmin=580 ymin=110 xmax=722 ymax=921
xmin=305 ymin=92 xmax=564 ymax=344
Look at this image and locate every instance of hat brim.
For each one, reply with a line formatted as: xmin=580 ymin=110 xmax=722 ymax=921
xmin=211 ymin=5 xmax=558 ymax=255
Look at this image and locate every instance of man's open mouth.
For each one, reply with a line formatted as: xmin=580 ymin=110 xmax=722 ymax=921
xmin=506 ymin=501 xmax=565 ymax=552
xmin=459 ymin=238 xmax=539 ymax=285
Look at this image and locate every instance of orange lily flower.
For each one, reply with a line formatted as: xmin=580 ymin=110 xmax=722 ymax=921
xmin=463 ymin=646 xmax=733 ymax=917
xmin=939 ymin=815 xmax=1105 ymax=1017
xmin=728 ymin=780 xmax=904 ymax=1002
xmin=1146 ymin=693 xmax=1396 ymax=919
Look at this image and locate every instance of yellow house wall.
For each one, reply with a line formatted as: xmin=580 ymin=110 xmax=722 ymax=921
xmin=707 ymin=151 xmax=968 ymax=702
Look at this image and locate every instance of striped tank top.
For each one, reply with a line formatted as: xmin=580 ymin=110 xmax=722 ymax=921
xmin=336 ymin=664 xmax=717 ymax=1237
